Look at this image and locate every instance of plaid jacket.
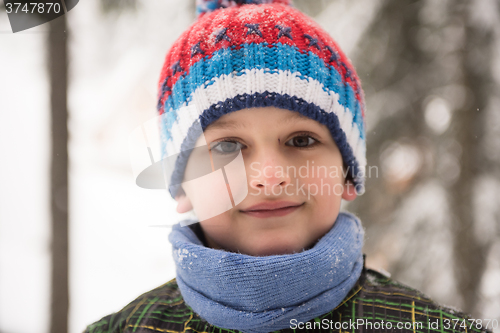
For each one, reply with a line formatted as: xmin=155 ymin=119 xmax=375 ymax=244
xmin=84 ymin=265 xmax=492 ymax=333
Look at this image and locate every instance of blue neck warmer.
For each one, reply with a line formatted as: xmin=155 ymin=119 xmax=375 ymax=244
xmin=168 ymin=212 xmax=364 ymax=333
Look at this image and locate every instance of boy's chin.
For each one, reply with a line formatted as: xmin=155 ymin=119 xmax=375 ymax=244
xmin=237 ymin=237 xmax=313 ymax=257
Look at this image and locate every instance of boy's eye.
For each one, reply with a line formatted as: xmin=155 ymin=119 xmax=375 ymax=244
xmin=286 ymin=135 xmax=318 ymax=148
xmin=210 ymin=133 xmax=319 ymax=154
xmin=210 ymin=140 xmax=243 ymax=154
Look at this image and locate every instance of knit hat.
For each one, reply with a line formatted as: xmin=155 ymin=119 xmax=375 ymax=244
xmin=157 ymin=0 xmax=367 ymax=199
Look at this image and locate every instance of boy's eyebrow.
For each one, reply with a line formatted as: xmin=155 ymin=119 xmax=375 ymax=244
xmin=204 ymin=112 xmax=311 ymax=133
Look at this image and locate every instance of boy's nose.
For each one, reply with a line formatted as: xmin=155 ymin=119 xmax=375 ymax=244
xmin=248 ymin=155 xmax=292 ymax=191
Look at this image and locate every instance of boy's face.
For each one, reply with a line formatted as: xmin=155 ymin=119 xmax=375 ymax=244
xmin=175 ymin=107 xmax=357 ymax=256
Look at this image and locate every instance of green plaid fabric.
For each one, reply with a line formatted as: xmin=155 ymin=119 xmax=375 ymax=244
xmin=84 ymin=267 xmax=492 ymax=333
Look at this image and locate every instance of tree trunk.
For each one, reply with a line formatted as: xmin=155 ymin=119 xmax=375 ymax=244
xmin=48 ymin=13 xmax=69 ymax=333
xmin=448 ymin=0 xmax=494 ymax=315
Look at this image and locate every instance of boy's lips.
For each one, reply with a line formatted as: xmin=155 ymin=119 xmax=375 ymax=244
xmin=240 ymin=201 xmax=305 ymax=218
xmin=240 ymin=201 xmax=304 ymax=212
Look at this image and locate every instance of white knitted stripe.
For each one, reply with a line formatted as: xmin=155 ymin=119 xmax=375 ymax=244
xmin=162 ymin=68 xmax=366 ymax=168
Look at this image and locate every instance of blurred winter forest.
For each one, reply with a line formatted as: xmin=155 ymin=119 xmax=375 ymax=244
xmin=0 ymin=0 xmax=499 ymax=332
xmin=343 ymin=0 xmax=500 ymax=321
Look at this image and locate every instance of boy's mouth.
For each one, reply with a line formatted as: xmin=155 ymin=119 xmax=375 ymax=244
xmin=240 ymin=201 xmax=305 ymax=218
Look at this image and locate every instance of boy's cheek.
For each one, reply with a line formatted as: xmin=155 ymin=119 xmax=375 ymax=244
xmin=297 ymin=172 xmax=346 ymax=200
xmin=181 ymin=150 xmax=248 ymax=222
xmin=181 ymin=173 xmax=234 ymax=222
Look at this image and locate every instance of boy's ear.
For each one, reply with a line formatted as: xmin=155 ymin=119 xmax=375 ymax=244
xmin=342 ymin=180 xmax=357 ymax=201
xmin=175 ymin=193 xmax=193 ymax=214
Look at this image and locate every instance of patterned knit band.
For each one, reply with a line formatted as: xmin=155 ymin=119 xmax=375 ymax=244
xmin=157 ymin=0 xmax=367 ymax=199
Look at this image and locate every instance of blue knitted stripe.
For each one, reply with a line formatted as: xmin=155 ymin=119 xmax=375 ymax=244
xmin=165 ymin=92 xmax=363 ymax=199
xmin=160 ymin=42 xmax=364 ymax=140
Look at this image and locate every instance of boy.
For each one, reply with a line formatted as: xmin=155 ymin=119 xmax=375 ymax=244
xmin=84 ymin=1 xmax=492 ymax=332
